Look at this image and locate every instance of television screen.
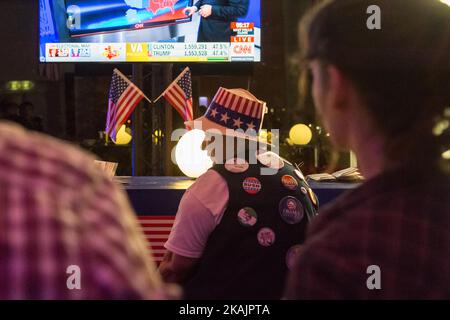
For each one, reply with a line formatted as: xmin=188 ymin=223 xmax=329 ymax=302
xmin=39 ymin=0 xmax=261 ymax=63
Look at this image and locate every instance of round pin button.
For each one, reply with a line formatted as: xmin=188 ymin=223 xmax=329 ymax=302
xmin=256 ymin=151 xmax=284 ymax=170
xmin=281 ymin=175 xmax=298 ymax=190
xmin=286 ymin=244 xmax=304 ymax=270
xmin=225 ymin=158 xmax=249 ymax=173
xmin=257 ymin=228 xmax=276 ymax=247
xmin=300 ymin=186 xmax=308 ymax=195
xmin=242 ymin=177 xmax=262 ymax=195
xmin=237 ymin=207 xmax=258 ymax=227
xmin=279 ymin=196 xmax=304 ymax=224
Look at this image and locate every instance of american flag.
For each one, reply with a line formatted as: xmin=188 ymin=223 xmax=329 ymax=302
xmin=106 ymin=69 xmax=147 ymax=141
xmin=160 ymin=67 xmax=194 ymax=130
xmin=137 ymin=215 xmax=175 ymax=264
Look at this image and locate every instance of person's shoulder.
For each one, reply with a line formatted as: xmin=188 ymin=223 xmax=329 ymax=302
xmin=309 ymin=168 xmax=450 ymax=241
xmin=188 ymin=169 xmax=229 ymax=199
xmin=0 ymin=122 xmax=105 ymax=187
xmin=314 ymin=181 xmax=402 ymax=230
xmin=189 ymin=169 xmax=227 ymax=190
xmin=185 ymin=169 xmax=229 ymax=216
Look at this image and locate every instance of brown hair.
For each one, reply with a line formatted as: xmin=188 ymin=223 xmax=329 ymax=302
xmin=299 ymin=0 xmax=450 ymax=169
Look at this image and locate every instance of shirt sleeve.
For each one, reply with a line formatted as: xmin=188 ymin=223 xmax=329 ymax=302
xmin=211 ymin=0 xmax=249 ymax=20
xmin=164 ymin=170 xmax=229 ymax=259
xmin=283 ymin=244 xmax=352 ymax=299
xmin=194 ymin=0 xmax=203 ymax=10
xmin=283 ymin=218 xmax=367 ymax=300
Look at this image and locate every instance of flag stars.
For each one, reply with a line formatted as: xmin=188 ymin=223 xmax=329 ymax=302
xmin=220 ymin=112 xmax=230 ymax=124
xmin=247 ymin=121 xmax=256 ymax=130
xmin=233 ymin=117 xmax=243 ymax=129
xmin=178 ymin=71 xmax=192 ymax=99
xmin=210 ymin=108 xmax=218 ymax=118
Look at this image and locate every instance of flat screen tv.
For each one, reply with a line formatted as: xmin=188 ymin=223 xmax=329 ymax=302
xmin=39 ymin=0 xmax=262 ymax=63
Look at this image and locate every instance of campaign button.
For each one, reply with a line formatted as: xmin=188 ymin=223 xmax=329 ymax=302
xmin=237 ymin=207 xmax=258 ymax=227
xmin=242 ymin=177 xmax=262 ymax=195
xmin=279 ymin=196 xmax=304 ymax=224
xmin=281 ymin=175 xmax=298 ymax=190
xmin=294 ymin=169 xmax=306 ymax=181
xmin=257 ymin=228 xmax=276 ymax=247
xmin=308 ymin=188 xmax=319 ymax=208
xmin=225 ymin=158 xmax=249 ymax=173
xmin=256 ymin=151 xmax=284 ymax=170
xmin=286 ymin=244 xmax=304 ymax=270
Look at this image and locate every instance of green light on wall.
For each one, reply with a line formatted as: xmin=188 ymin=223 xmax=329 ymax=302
xmin=7 ymin=81 xmax=20 ymax=91
xmin=21 ymin=81 xmax=34 ymax=91
xmin=5 ymin=81 xmax=35 ymax=91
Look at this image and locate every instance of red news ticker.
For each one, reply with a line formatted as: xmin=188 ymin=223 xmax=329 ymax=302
xmin=231 ymin=36 xmax=255 ymax=43
xmin=230 ymin=22 xmax=255 ymax=30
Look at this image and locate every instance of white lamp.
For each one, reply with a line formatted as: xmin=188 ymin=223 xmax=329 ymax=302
xmin=442 ymin=149 xmax=450 ymax=160
xmin=175 ymin=129 xmax=213 ymax=178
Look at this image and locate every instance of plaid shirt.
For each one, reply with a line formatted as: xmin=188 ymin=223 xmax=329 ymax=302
xmin=0 ymin=122 xmax=168 ymax=299
xmin=284 ymin=166 xmax=450 ymax=299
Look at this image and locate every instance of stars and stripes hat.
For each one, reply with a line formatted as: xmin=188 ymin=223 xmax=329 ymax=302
xmin=185 ymin=88 xmax=269 ymax=143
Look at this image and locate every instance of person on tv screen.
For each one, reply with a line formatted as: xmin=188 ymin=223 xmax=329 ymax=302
xmin=184 ymin=0 xmax=250 ymax=42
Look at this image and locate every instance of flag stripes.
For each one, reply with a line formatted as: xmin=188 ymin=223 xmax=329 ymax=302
xmin=215 ymin=87 xmax=265 ymax=119
xmin=160 ymin=67 xmax=194 ymax=130
xmin=106 ymin=69 xmax=147 ymax=141
xmin=137 ymin=216 xmax=175 ymax=263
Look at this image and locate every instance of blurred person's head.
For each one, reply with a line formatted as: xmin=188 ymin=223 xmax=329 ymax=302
xmin=203 ymin=135 xmax=264 ymax=164
xmin=299 ymin=0 xmax=450 ymax=170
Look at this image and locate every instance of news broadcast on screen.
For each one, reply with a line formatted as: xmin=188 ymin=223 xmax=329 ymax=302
xmin=39 ymin=0 xmax=261 ymax=62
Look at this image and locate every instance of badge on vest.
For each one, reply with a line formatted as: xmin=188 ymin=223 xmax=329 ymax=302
xmin=225 ymin=158 xmax=250 ymax=174
xmin=257 ymin=228 xmax=276 ymax=247
xmin=242 ymin=177 xmax=262 ymax=195
xmin=300 ymin=186 xmax=308 ymax=195
xmin=294 ymin=169 xmax=306 ymax=182
xmin=281 ymin=175 xmax=298 ymax=190
xmin=279 ymin=196 xmax=304 ymax=224
xmin=256 ymin=151 xmax=285 ymax=170
xmin=307 ymin=188 xmax=319 ymax=209
xmin=237 ymin=207 xmax=258 ymax=227
xmin=286 ymin=244 xmax=304 ymax=270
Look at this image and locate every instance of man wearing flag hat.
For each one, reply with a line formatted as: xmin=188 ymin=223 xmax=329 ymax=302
xmin=159 ymin=88 xmax=319 ymax=299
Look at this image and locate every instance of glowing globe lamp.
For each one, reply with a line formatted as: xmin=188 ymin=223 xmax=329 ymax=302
xmin=175 ymin=129 xmax=213 ymax=178
xmin=289 ymin=124 xmax=313 ymax=145
xmin=114 ymin=125 xmax=132 ymax=145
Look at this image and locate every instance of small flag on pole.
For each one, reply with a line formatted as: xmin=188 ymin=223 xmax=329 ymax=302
xmin=156 ymin=67 xmax=194 ymax=130
xmin=106 ymin=68 xmax=151 ymax=142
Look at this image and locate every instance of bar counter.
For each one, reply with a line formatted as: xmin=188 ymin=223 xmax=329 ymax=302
xmin=115 ymin=176 xmax=359 ymax=262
